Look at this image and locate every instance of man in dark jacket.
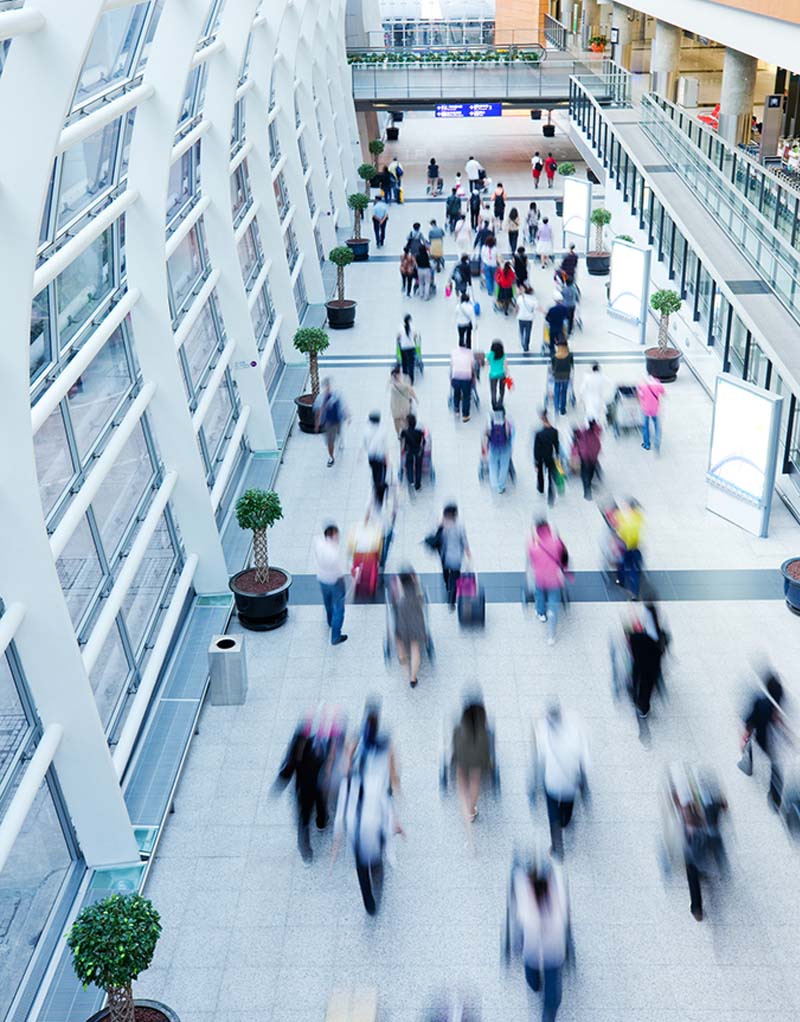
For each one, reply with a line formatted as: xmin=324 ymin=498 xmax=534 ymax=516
xmin=276 ymin=722 xmax=329 ymax=861
xmin=469 ymin=189 xmax=482 ymax=230
xmin=533 ymin=412 xmax=560 ymax=506
xmin=545 ymin=301 xmax=570 ymax=356
xmin=560 ymin=244 xmax=578 ymax=279
xmin=743 ymin=674 xmax=785 ymax=810
xmin=445 ymin=189 xmax=462 ymax=233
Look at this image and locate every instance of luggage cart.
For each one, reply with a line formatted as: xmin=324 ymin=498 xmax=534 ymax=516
xmin=609 ymin=385 xmax=642 ymax=437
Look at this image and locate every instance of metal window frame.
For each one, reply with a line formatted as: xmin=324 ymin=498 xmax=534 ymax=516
xmin=722 ymin=303 xmax=734 ymax=372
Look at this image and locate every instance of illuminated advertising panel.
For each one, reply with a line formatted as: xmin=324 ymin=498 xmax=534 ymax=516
xmin=561 ymin=177 xmax=591 ymax=246
xmin=608 ymin=240 xmax=651 ymax=344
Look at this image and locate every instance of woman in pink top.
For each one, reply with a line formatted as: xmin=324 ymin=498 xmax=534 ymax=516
xmin=637 ymin=373 xmax=664 ymax=452
xmin=527 ymin=521 xmax=568 ymax=644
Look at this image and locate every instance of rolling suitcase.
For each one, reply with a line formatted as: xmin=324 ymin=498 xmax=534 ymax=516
xmin=456 ymin=573 xmax=485 ymax=627
xmin=352 ymin=552 xmax=379 ymax=599
xmin=469 ymin=256 xmax=482 ymax=277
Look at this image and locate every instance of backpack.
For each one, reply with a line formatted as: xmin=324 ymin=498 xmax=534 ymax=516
xmin=489 ymin=421 xmax=509 ymax=451
xmin=534 ymin=159 xmax=544 ymax=173
xmin=321 ymin=394 xmax=342 ymax=426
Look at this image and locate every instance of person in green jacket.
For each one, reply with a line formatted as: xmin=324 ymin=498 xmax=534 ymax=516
xmin=486 ymin=339 xmax=507 ymax=409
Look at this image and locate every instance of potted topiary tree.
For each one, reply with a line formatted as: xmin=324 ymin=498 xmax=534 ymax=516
xmin=229 ymin=488 xmax=291 ymax=630
xmin=326 ymin=245 xmax=357 ymax=329
xmin=346 ymin=192 xmax=371 ymax=262
xmin=67 ymin=893 xmax=176 ymax=1022
xmin=646 ymin=288 xmax=683 ymax=381
xmin=781 ymin=558 xmax=800 ymax=614
xmin=358 ymin=162 xmax=377 ymax=195
xmin=587 ymin=208 xmax=612 ymax=275
xmin=293 ymin=326 xmax=330 ymax=431
xmin=554 ymin=161 xmax=575 ymax=217
xmin=368 ymin=137 xmax=385 ymax=167
xmin=543 ymin=110 xmax=556 ymax=139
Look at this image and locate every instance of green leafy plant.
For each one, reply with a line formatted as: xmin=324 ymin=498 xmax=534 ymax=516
xmin=293 ymin=325 xmax=330 ymax=398
xmin=235 ymin=488 xmax=283 ymax=584
xmin=616 ymin=234 xmax=634 ymax=243
xmin=67 ymin=894 xmax=161 ymax=1022
xmin=557 ymin=162 xmax=576 ymax=177
xmin=650 ymin=289 xmax=682 ymax=350
xmin=347 ymin=192 xmax=371 ymax=241
xmin=590 ymin=207 xmax=612 ymax=252
xmin=328 ymin=245 xmax=355 ymax=305
xmin=368 ymin=137 xmax=385 ymax=167
xmin=358 ymin=162 xmax=377 ymax=194
xmin=590 ymin=35 xmax=607 ymax=47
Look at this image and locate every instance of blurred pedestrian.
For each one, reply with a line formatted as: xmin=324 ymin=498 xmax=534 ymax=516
xmin=544 ymin=153 xmax=558 ymax=188
xmin=536 ymin=218 xmax=554 ymax=269
xmin=429 ymin=219 xmax=445 ymax=271
xmin=451 ymin=253 xmax=472 ymax=301
xmin=518 ymin=285 xmax=537 ymax=353
xmin=452 ymin=699 xmax=493 ymax=848
xmin=742 ymin=673 xmax=786 ymax=810
xmin=363 ymin=410 xmax=389 ymax=493
xmin=483 ymin=406 xmax=515 ymax=494
xmin=533 ymin=702 xmax=589 ymax=857
xmin=366 ymin=480 xmax=398 ymax=568
xmin=558 ymin=276 xmax=578 ymax=335
xmin=446 ymin=187 xmax=462 ymax=233
xmin=507 ymin=207 xmax=521 ymax=254
xmin=313 ymin=524 xmax=348 ymax=646
xmin=637 ymin=372 xmax=665 ymax=452
xmin=400 ymin=245 xmax=417 ymax=298
xmin=469 ymin=188 xmax=482 ymax=230
xmin=494 ymin=262 xmax=517 ymax=316
xmin=551 ymin=340 xmax=574 ymax=417
xmin=372 ymin=194 xmax=389 ymax=247
xmin=400 ymin=412 xmax=425 ymax=491
xmin=627 ymin=602 xmax=669 ymax=719
xmin=455 ymin=291 xmax=478 ymax=348
xmin=573 ymin=420 xmax=602 ymax=500
xmin=393 ymin=569 xmax=427 ymax=687
xmin=544 ymin=298 xmax=569 ymax=356
xmin=527 ymin=520 xmax=569 ymax=644
xmin=534 ymin=412 xmax=560 ymax=506
xmin=560 ymin=244 xmax=578 ymax=279
xmin=614 ymin=498 xmax=644 ymax=598
xmin=426 ymin=503 xmax=471 ymax=609
xmin=416 ymin=243 xmax=433 ymax=301
xmin=514 ymin=246 xmax=529 ymax=288
xmin=455 ymin=214 xmax=474 ymax=257
xmin=526 ymin=200 xmax=540 ymax=242
xmin=491 ymin=182 xmax=507 ymax=234
xmin=397 ymin=313 xmax=418 ymax=382
xmin=451 ymin=339 xmax=475 ymax=423
xmin=578 ymin=363 xmax=609 ymax=426
xmin=480 ymin=232 xmax=499 ymax=294
xmin=314 ymin=377 xmax=348 ymax=468
xmin=486 ymin=339 xmax=507 ymax=409
xmin=406 ymin=221 xmax=425 ymax=257
xmin=388 ymin=364 xmax=416 ymax=437
xmin=275 ymin=714 xmax=330 ymax=862
xmin=531 ymin=151 xmax=544 ymax=189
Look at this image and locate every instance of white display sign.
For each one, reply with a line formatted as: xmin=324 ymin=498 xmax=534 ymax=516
xmin=561 ymin=177 xmax=591 ymax=249
xmin=706 ymin=375 xmax=782 ymax=537
xmin=608 ymin=240 xmax=651 ymax=344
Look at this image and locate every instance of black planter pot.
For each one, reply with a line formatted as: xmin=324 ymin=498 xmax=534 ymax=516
xmin=555 ymin=199 xmax=564 ymax=218
xmin=644 ymin=348 xmax=681 ymax=383
xmin=326 ymin=300 xmax=357 ymax=329
xmin=295 ymin=395 xmax=320 ymax=433
xmin=781 ymin=559 xmax=800 ymax=614
xmin=386 ymin=126 xmax=399 ymax=141
xmin=88 ymin=1000 xmax=181 ymax=1022
xmin=586 ymin=253 xmax=611 ymax=276
xmin=230 ymin=568 xmax=292 ymax=631
xmin=531 ymin=109 xmax=542 ymax=121
xmin=346 ymin=238 xmax=370 ymax=262
xmin=542 ymin=124 xmax=556 ymax=137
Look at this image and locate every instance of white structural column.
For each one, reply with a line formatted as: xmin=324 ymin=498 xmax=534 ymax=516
xmin=719 ymin=46 xmax=758 ymax=146
xmin=0 ymin=0 xmax=139 ymax=867
xmin=246 ymin=14 xmax=300 ymax=340
xmin=200 ymin=0 xmax=276 ymax=451
xmin=582 ymin=0 xmax=600 ymax=44
xmin=332 ymin=0 xmax=362 ymax=191
xmin=561 ymin=0 xmax=574 ymax=32
xmin=611 ymin=2 xmax=633 ymax=68
xmin=126 ymin=0 xmax=230 ymax=595
xmin=270 ymin=2 xmax=326 ymax=304
xmin=651 ymin=19 xmax=682 ymax=102
xmin=313 ymin=5 xmax=349 ymax=222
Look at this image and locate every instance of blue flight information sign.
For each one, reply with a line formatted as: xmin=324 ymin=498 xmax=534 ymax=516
xmin=435 ymin=103 xmax=502 ymax=119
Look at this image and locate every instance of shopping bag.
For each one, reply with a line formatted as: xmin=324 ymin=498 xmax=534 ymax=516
xmin=398 ymin=187 xmax=404 ymax=204
xmin=456 ymin=574 xmax=478 ymax=598
xmin=553 ymin=457 xmax=567 ymax=494
xmin=445 ymin=283 xmax=452 ymax=298
xmin=737 ymin=737 xmax=753 ymax=776
xmin=473 ymin=300 xmax=482 ymax=317
xmin=504 ymin=375 xmax=514 ymax=392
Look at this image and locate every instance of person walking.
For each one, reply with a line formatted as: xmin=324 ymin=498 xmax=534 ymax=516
xmin=531 ymin=151 xmax=544 ymax=189
xmin=406 ymin=222 xmax=426 ymax=257
xmin=451 ymin=338 xmax=475 ymax=422
xmin=484 ymin=406 xmax=514 ymax=493
xmin=429 ymin=503 xmax=470 ymax=608
xmin=446 ymin=188 xmax=462 ymax=234
xmin=400 ymin=412 xmax=425 ymax=491
xmin=393 ymin=569 xmax=427 ymax=687
xmin=388 ymin=364 xmax=416 ymax=437
xmin=363 ymin=410 xmax=389 ymax=493
xmin=480 ymin=233 xmax=499 ymax=295
xmin=533 ymin=702 xmax=589 ymax=856
xmin=507 ymin=207 xmax=521 ymax=255
xmin=452 ymin=699 xmax=493 ymax=849
xmin=527 ymin=521 xmax=568 ymax=644
xmin=514 ymin=246 xmax=529 ymax=289
xmin=486 ymin=339 xmax=507 ymax=409
xmin=400 ymin=245 xmax=417 ymax=298
xmin=455 ymin=291 xmax=477 ymax=349
xmin=628 ymin=602 xmax=668 ymax=718
xmin=397 ymin=313 xmax=418 ymax=382
xmin=473 ymin=217 xmax=492 ymax=254
xmin=314 ymin=377 xmax=348 ymax=467
xmin=614 ymin=498 xmax=645 ymax=598
xmin=451 ymin=253 xmax=472 ymax=301
xmin=469 ymin=188 xmax=482 ymax=230
xmin=491 ymin=183 xmax=507 ymax=235
xmin=313 ymin=524 xmax=348 ymax=645
xmin=416 ymin=243 xmax=433 ymax=301
xmin=465 ymin=155 xmax=484 ymax=193
xmin=333 ymin=704 xmax=402 ymax=915
xmin=427 ymin=156 xmax=441 ymax=195
xmin=637 ymin=372 xmax=665 ymax=452
xmin=526 ymin=201 xmax=540 ymax=243
xmin=534 ymin=412 xmax=560 ymax=506
xmin=387 ymin=155 xmax=403 ymax=202
xmin=536 ymin=217 xmax=554 ymax=269
xmin=559 ymin=276 xmax=579 ymax=335
xmin=454 ymin=215 xmax=473 ymax=258
xmin=551 ymin=340 xmax=574 ymax=417
xmin=544 ymin=299 xmax=569 ymax=357
xmin=494 ymin=262 xmax=517 ymax=316
xmin=560 ymin=244 xmax=578 ymax=280
xmin=372 ymin=195 xmax=389 ymax=247
xmin=544 ymin=153 xmax=558 ymax=188
xmin=276 ymin=716 xmax=330 ymax=862
xmin=428 ymin=219 xmax=445 ymax=271
xmin=578 ymin=363 xmax=609 ymax=426
xmin=574 ymin=420 xmax=602 ymax=500
xmin=742 ymin=673 xmax=786 ymax=811
xmin=509 ymin=853 xmax=569 ymax=1022
xmin=518 ymin=285 xmax=537 ymax=353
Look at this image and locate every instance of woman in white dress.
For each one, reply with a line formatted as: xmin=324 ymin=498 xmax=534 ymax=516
xmin=454 ymin=215 xmax=473 ymax=259
xmin=536 ymin=216 xmax=554 ymax=269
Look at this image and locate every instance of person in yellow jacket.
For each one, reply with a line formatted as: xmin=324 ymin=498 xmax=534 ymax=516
xmin=614 ymin=498 xmax=644 ymax=597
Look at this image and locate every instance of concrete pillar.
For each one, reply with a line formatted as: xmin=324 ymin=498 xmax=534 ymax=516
xmin=357 ymin=109 xmax=380 ymax=163
xmin=719 ymin=47 xmax=758 ymax=146
xmin=651 ymin=20 xmax=682 ymax=102
xmin=561 ymin=0 xmax=574 ymax=31
xmin=611 ymin=2 xmax=633 ymax=69
xmin=582 ymin=0 xmax=599 ymax=45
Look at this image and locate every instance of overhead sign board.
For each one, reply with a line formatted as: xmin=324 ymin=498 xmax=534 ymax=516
xmin=435 ymin=103 xmax=502 ymax=119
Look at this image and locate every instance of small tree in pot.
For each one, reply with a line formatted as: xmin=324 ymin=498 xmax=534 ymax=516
xmin=368 ymin=137 xmax=385 ymax=167
xmin=294 ymin=326 xmax=329 ymax=406
xmin=554 ymin=162 xmax=575 ymax=217
xmin=358 ymin=162 xmax=377 ymax=195
xmin=326 ymin=245 xmax=356 ymax=329
xmin=346 ymin=192 xmax=371 ymax=262
xmin=587 ymin=208 xmax=612 ymax=276
xmin=67 ymin=894 xmax=164 ymax=1022
xmin=646 ymin=288 xmax=683 ymax=381
xmin=230 ymin=488 xmax=291 ymax=629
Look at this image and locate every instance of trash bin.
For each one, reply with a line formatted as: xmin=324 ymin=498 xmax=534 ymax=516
xmin=208 ymin=634 xmax=248 ymax=706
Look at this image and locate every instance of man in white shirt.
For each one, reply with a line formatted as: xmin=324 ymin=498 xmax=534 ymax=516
xmin=578 ymin=362 xmax=610 ymax=426
xmin=533 ymin=702 xmax=589 ymax=858
xmin=363 ymin=411 xmax=389 ymax=492
xmin=465 ymin=155 xmax=484 ymax=193
xmin=313 ymin=524 xmax=348 ymax=645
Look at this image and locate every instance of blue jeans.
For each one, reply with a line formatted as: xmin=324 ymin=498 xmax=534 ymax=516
xmin=642 ymin=415 xmax=660 ymax=450
xmin=618 ymin=548 xmax=642 ymax=598
xmin=553 ymin=379 xmax=568 ymax=415
xmin=452 ymin=377 xmax=471 ymax=418
xmin=488 ymin=445 xmax=512 ymax=492
xmin=483 ymin=264 xmax=495 ymax=294
xmin=319 ymin=579 xmax=345 ymax=643
xmin=524 ymin=963 xmax=563 ymax=1022
xmin=519 ymin=319 xmax=533 ymax=351
xmin=535 ymin=587 xmax=561 ymax=640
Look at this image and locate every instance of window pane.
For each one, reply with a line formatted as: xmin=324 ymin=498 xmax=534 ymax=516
xmin=56 ymin=514 xmax=104 ymax=631
xmin=55 ymin=228 xmax=113 ymax=350
xmin=56 ymin=119 xmax=121 ymax=231
xmin=66 ymin=324 xmax=134 ymax=459
xmin=166 ymin=147 xmax=194 ymax=224
xmin=0 ymin=780 xmax=73 ymax=1020
xmin=73 ymin=4 xmax=149 ymax=109
xmin=30 ymin=290 xmax=52 ymax=383
xmin=91 ymin=423 xmax=154 ymax=562
xmin=33 ymin=406 xmax=75 ymax=520
xmin=182 ymin=299 xmax=221 ymax=391
xmin=87 ymin=621 xmax=131 ymax=729
xmin=118 ymin=108 xmax=137 ymax=181
xmin=0 ymin=652 xmax=29 ymax=786
xmin=200 ymin=380 xmax=234 ymax=465
xmin=167 ymin=226 xmax=203 ymax=311
xmin=230 ymin=165 xmax=248 ymax=221
xmin=121 ymin=513 xmax=177 ymax=656
xmin=237 ymin=225 xmax=259 ymax=281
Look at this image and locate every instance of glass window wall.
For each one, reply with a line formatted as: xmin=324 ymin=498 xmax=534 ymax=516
xmin=166 ymin=144 xmax=199 ymax=225
xmin=199 ymin=376 xmax=236 ymax=466
xmin=167 ymin=226 xmax=204 ymax=314
xmin=90 ymin=422 xmax=155 ymax=564
xmin=56 ymin=119 xmax=121 ymax=232
xmin=56 ymin=515 xmax=105 ymax=631
xmin=121 ymin=512 xmax=179 ymax=657
xmin=181 ymin=297 xmax=223 ymax=394
xmin=54 ymin=227 xmax=113 ymax=350
xmin=251 ymin=281 xmax=276 ymax=349
xmin=72 ymin=4 xmax=149 ymax=110
xmin=88 ymin=620 xmax=133 ymax=730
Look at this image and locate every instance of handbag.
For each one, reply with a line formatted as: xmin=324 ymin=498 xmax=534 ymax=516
xmin=445 ymin=282 xmax=452 ymax=298
xmin=553 ymin=457 xmax=567 ymax=494
xmin=737 ymin=736 xmax=753 ymax=776
xmin=473 ymin=300 xmax=482 ymax=317
xmin=504 ymin=375 xmax=514 ymax=392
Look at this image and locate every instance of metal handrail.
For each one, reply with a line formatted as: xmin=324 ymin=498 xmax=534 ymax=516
xmin=544 ymin=14 xmax=571 ymax=51
xmin=347 ymin=42 xmax=548 ymax=62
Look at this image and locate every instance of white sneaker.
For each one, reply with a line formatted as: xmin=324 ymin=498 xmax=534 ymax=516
xmin=537 ymin=614 xmax=547 ymax=623
xmin=547 ymin=636 xmax=556 ymax=646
